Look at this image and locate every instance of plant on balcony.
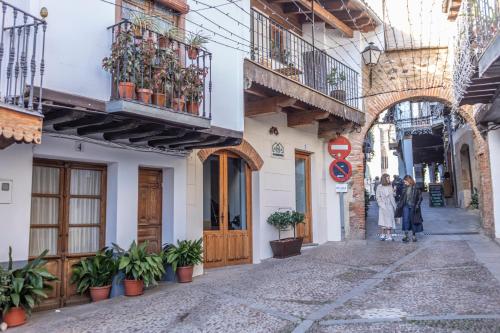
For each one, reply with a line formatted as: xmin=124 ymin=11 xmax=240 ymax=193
xmin=135 ymin=38 xmax=157 ymax=104
xmin=113 ymin=241 xmax=164 ymax=297
xmin=326 ymin=68 xmax=346 ymax=102
xmin=102 ymin=29 xmax=138 ymax=100
xmin=183 ymin=64 xmax=208 ymax=115
xmin=70 ymin=247 xmax=118 ymax=302
xmin=267 ymin=210 xmax=305 ymax=259
xmin=129 ymin=11 xmax=160 ymax=39
xmin=186 ymin=31 xmax=209 ymax=60
xmin=158 ymin=26 xmax=181 ymax=49
xmin=164 ymin=239 xmax=203 ymax=283
xmin=152 ymin=48 xmax=180 ymax=107
xmin=0 ymin=247 xmax=57 ymax=328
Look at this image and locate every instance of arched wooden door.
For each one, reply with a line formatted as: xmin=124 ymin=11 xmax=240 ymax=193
xmin=203 ymin=151 xmax=252 ymax=268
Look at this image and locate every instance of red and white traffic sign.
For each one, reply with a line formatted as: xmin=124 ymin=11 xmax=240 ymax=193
xmin=329 ymin=159 xmax=352 ymax=183
xmin=328 ymin=136 xmax=351 ymax=160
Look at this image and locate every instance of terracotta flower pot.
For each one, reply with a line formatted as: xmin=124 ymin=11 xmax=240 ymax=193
xmin=136 ymin=88 xmax=153 ymax=104
xmin=118 ymin=82 xmax=135 ymax=100
xmin=172 ymin=97 xmax=185 ymax=111
xmin=153 ymin=92 xmax=167 ymax=107
xmin=3 ymin=307 xmax=27 ymax=327
xmin=269 ymin=237 xmax=303 ymax=259
xmin=89 ymin=285 xmax=111 ymax=302
xmin=158 ymin=36 xmax=171 ymax=49
xmin=188 ymin=47 xmax=199 ymax=60
xmin=186 ymin=101 xmax=200 ymax=115
xmin=123 ymin=279 xmax=144 ymax=297
xmin=176 ymin=266 xmax=194 ymax=283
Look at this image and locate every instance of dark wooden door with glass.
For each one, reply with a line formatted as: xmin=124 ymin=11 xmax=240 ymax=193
xmin=137 ymin=168 xmax=162 ymax=253
xmin=295 ymin=151 xmax=312 ymax=243
xmin=203 ymin=151 xmax=252 ymax=268
xmin=30 ymin=159 xmax=106 ymax=310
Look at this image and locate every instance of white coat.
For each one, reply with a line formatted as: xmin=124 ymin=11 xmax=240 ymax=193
xmin=376 ymin=185 xmax=397 ymax=229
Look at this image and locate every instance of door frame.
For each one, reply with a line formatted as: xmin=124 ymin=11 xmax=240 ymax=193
xmin=295 ymin=150 xmax=313 ymax=243
xmin=203 ymin=150 xmax=253 ymax=268
xmin=137 ymin=167 xmax=163 ymax=253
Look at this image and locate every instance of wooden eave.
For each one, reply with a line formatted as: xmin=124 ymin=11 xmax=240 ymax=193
xmin=459 ymin=76 xmax=500 ymax=106
xmin=244 ymin=59 xmax=364 ymax=125
xmin=156 ymin=0 xmax=189 ymax=14
xmin=0 ymin=103 xmax=42 ymax=149
xmin=34 ymin=88 xmax=242 ymax=151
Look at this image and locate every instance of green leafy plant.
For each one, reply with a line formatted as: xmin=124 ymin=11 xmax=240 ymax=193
xmin=162 ymin=26 xmax=181 ymax=41
xmin=1 ymin=247 xmax=57 ymax=315
xmin=186 ymin=31 xmax=210 ymax=49
xmin=136 ymin=38 xmax=157 ymax=89
xmin=153 ymin=48 xmax=180 ymax=93
xmin=164 ymin=239 xmax=203 ymax=272
xmin=470 ymin=187 xmax=479 ymax=209
xmin=183 ymin=65 xmax=208 ymax=103
xmin=102 ymin=29 xmax=138 ymax=83
xmin=326 ymin=68 xmax=346 ymax=88
xmin=289 ymin=211 xmax=305 ymax=238
xmin=113 ymin=241 xmax=164 ymax=287
xmin=267 ymin=210 xmax=305 ymax=240
xmin=364 ymin=189 xmax=370 ymax=217
xmin=129 ymin=11 xmax=160 ymax=36
xmin=70 ymin=247 xmax=118 ymax=295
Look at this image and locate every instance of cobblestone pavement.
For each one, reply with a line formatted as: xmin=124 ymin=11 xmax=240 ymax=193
xmin=12 ymin=199 xmax=500 ymax=333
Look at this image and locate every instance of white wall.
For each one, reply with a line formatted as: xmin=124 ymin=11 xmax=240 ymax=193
xmin=489 ymin=128 xmax=500 ymax=238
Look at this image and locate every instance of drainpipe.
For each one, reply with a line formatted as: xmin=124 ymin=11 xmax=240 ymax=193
xmin=311 ymin=0 xmax=316 ymax=90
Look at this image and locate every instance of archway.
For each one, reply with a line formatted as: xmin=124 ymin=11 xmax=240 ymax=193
xmin=345 ymin=87 xmax=494 ymax=239
xmin=198 ymin=139 xmax=264 ymax=171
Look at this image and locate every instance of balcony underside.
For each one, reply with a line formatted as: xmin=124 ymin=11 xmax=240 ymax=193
xmin=459 ymin=76 xmax=500 ymax=106
xmin=244 ymin=59 xmax=364 ymax=138
xmin=36 ymin=88 xmax=241 ymax=151
xmin=0 ymin=104 xmax=42 ymax=149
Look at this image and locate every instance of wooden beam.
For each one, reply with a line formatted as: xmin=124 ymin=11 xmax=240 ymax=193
xmin=317 ymin=118 xmax=352 ymax=138
xmin=104 ymin=126 xmax=165 ymax=141
xmin=78 ymin=121 xmax=137 ymax=135
xmin=129 ymin=129 xmax=186 ymax=143
xmin=52 ymin=115 xmax=108 ymax=131
xmin=245 ymin=96 xmax=297 ymax=117
xmin=295 ymin=0 xmax=353 ymax=37
xmin=287 ymin=109 xmax=330 ymax=127
xmin=43 ymin=111 xmax=85 ymax=127
xmin=149 ymin=132 xmax=206 ymax=148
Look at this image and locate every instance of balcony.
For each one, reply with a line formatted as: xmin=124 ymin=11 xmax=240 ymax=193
xmin=0 ymin=1 xmax=47 ymax=149
xmin=40 ymin=20 xmax=241 ymax=151
xmin=454 ymin=0 xmax=500 ymax=109
xmin=244 ymin=9 xmax=364 ymax=135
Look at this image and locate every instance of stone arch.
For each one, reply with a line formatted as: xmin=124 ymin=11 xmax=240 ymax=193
xmin=197 ymin=139 xmax=264 ymax=171
xmin=345 ymin=87 xmax=494 ymax=239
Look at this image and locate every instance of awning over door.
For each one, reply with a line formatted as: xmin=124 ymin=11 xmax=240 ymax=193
xmin=0 ymin=104 xmax=43 ymax=149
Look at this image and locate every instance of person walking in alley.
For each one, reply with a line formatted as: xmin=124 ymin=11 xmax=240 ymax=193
xmin=376 ymin=174 xmax=397 ymax=241
xmin=396 ymin=175 xmax=424 ymax=242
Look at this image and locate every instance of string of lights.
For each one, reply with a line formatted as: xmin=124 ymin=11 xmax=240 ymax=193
xmin=192 ymin=0 xmax=250 ymax=30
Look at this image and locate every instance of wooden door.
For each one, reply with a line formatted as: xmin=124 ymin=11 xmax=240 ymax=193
xmin=30 ymin=159 xmax=107 ymax=310
xmin=137 ymin=168 xmax=163 ymax=253
xmin=295 ymin=151 xmax=312 ymax=243
xmin=203 ymin=152 xmax=252 ymax=268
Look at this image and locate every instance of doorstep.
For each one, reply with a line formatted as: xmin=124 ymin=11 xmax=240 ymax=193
xmin=302 ymin=243 xmax=319 ymax=249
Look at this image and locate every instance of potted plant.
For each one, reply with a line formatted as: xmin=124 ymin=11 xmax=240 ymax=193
xmin=129 ymin=11 xmax=160 ymax=39
xmin=114 ymin=241 xmax=164 ymax=297
xmin=152 ymin=48 xmax=179 ymax=107
xmin=102 ymin=29 xmax=138 ymax=100
xmin=183 ymin=65 xmax=207 ymax=115
xmin=158 ymin=26 xmax=180 ymax=49
xmin=0 ymin=247 xmax=56 ymax=327
xmin=186 ymin=31 xmax=209 ymax=60
xmin=135 ymin=38 xmax=157 ymax=104
xmin=326 ymin=68 xmax=346 ymax=102
xmin=164 ymin=239 xmax=203 ymax=283
xmin=171 ymin=68 xmax=186 ymax=111
xmin=70 ymin=247 xmax=117 ymax=302
xmin=267 ymin=210 xmax=305 ymax=259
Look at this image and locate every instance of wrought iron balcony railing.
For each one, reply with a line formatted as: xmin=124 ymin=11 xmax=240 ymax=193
xmin=469 ymin=0 xmax=499 ymax=57
xmin=0 ymin=1 xmax=47 ymax=112
xmin=250 ymin=9 xmax=359 ymax=110
xmin=107 ymin=20 xmax=212 ymax=118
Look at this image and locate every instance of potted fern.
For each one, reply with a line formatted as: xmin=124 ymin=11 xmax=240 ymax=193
xmin=164 ymin=239 xmax=203 ymax=283
xmin=70 ymin=247 xmax=118 ymax=302
xmin=114 ymin=241 xmax=164 ymax=297
xmin=267 ymin=210 xmax=305 ymax=258
xmin=326 ymin=68 xmax=346 ymax=102
xmin=0 ymin=247 xmax=57 ymax=327
xmin=186 ymin=31 xmax=209 ymax=60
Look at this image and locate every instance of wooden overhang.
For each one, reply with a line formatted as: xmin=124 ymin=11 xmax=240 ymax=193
xmin=265 ymin=0 xmax=380 ymax=35
xmin=459 ymin=76 xmax=500 ymax=106
xmin=157 ymin=0 xmax=189 ymax=14
xmin=34 ymin=88 xmax=242 ymax=151
xmin=0 ymin=104 xmax=42 ymax=149
xmin=442 ymin=0 xmax=462 ymax=21
xmin=244 ymin=59 xmax=365 ymax=132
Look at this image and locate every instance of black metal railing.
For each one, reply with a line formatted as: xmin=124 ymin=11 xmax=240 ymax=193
xmin=469 ymin=0 xmax=499 ymax=57
xmin=250 ymin=9 xmax=359 ymax=109
xmin=107 ymin=20 xmax=212 ymax=118
xmin=0 ymin=1 xmax=47 ymax=112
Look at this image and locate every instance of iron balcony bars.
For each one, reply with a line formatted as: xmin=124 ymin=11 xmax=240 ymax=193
xmin=0 ymin=1 xmax=47 ymax=112
xmin=468 ymin=0 xmax=499 ymax=58
xmin=249 ymin=9 xmax=360 ymax=110
xmin=107 ymin=20 xmax=212 ymax=119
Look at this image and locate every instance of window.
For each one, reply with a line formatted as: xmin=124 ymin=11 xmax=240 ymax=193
xmin=121 ymin=0 xmax=178 ymax=30
xmin=381 ymin=156 xmax=389 ymax=170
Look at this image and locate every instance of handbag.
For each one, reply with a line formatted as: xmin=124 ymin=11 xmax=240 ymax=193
xmin=394 ymin=200 xmax=404 ymax=218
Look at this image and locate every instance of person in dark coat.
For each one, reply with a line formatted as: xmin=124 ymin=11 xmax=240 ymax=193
xmin=396 ymin=175 xmax=423 ymax=242
xmin=392 ymin=175 xmax=404 ymax=203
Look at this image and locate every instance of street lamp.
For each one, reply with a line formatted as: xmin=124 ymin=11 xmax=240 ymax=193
xmin=362 ymin=42 xmax=381 ymax=88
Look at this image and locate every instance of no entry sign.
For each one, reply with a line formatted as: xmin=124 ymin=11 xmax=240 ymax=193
xmin=328 ymin=136 xmax=351 ymax=159
xmin=329 ymin=159 xmax=352 ymax=182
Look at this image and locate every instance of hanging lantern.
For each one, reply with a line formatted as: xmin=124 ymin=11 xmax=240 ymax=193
xmin=362 ymin=42 xmax=382 ymax=88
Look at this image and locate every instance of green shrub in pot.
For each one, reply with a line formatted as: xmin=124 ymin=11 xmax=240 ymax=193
xmin=164 ymin=239 xmax=203 ymax=283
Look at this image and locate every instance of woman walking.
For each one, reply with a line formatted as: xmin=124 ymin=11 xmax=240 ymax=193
xmin=397 ymin=175 xmax=424 ymax=242
xmin=376 ymin=174 xmax=397 ymax=241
